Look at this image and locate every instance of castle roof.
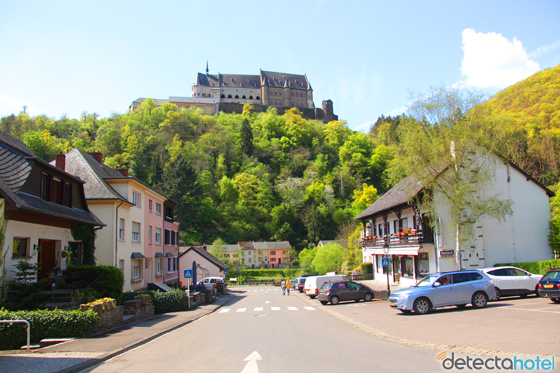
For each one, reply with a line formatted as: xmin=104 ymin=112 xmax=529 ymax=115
xmin=194 ymin=70 xmax=311 ymax=91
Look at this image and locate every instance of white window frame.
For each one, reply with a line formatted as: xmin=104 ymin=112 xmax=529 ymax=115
xmin=156 ymin=259 xmax=162 ymax=275
xmin=132 ymin=191 xmax=141 ymax=207
xmin=119 ymin=219 xmax=125 ymax=241
xmin=155 ymin=202 xmax=162 ymax=215
xmin=132 ymin=222 xmax=141 ymax=242
xmin=132 ymin=259 xmax=143 ymax=280
xmin=155 ymin=228 xmax=161 ymax=245
xmin=148 ymin=199 xmax=153 ymax=212
xmin=148 ymin=226 xmax=152 ymax=244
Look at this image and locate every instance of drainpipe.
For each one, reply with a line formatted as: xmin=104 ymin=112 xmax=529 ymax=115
xmin=115 ymin=200 xmax=124 ymax=267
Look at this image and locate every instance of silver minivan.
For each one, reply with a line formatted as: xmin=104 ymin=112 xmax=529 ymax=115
xmin=388 ymin=270 xmax=496 ymax=314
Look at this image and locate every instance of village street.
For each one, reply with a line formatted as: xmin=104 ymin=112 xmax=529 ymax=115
xmin=72 ymin=285 xmax=559 ymax=373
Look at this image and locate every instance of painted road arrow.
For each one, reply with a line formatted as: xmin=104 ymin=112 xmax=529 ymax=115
xmin=241 ymin=351 xmax=262 ymax=373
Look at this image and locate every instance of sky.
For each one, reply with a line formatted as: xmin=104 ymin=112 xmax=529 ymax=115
xmin=1 ymin=1 xmax=559 ymax=132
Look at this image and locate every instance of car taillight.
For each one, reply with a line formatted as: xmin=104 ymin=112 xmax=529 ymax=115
xmin=325 ymin=289 xmax=331 ymax=294
xmin=538 ymin=284 xmax=543 ymax=288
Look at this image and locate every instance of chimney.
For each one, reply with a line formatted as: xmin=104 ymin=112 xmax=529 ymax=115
xmin=89 ymin=152 xmax=103 ymax=164
xmin=55 ymin=153 xmax=66 ymax=171
xmin=118 ymin=169 xmax=129 ymax=177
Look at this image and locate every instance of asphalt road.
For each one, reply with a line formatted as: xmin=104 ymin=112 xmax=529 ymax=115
xmin=84 ymin=286 xmax=441 ymax=372
xmin=309 ymin=291 xmax=560 ymax=358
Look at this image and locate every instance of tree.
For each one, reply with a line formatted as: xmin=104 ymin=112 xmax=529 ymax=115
xmin=210 ymin=238 xmax=229 ymax=263
xmin=394 ymin=87 xmax=514 ymax=270
xmin=240 ymin=118 xmax=254 ymax=156
xmin=549 ymin=182 xmax=560 ymax=257
xmin=311 ymin=243 xmax=345 ymax=274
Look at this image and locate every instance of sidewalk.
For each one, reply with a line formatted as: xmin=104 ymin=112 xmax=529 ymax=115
xmin=0 ymin=293 xmax=238 ymax=373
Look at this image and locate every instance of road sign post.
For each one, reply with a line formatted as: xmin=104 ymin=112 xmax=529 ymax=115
xmin=184 ymin=270 xmax=193 ymax=309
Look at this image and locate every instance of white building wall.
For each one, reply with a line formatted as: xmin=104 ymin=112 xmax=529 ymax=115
xmin=3 ymin=220 xmax=73 ymax=282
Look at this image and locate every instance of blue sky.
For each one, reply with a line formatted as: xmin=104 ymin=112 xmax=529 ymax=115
xmin=1 ymin=0 xmax=559 ymax=132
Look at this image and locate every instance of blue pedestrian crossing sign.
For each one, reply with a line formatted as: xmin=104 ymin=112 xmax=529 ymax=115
xmin=184 ymin=270 xmax=193 ymax=278
xmin=382 ymin=258 xmax=390 ymax=267
xmin=223 ymin=270 xmax=228 ymax=275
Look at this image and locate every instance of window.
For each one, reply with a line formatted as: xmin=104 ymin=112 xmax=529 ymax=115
xmin=148 ymin=226 xmax=152 ymax=244
xmin=132 ymin=222 xmax=141 ymax=242
xmin=165 ymin=229 xmax=171 ymax=245
xmin=270 ymin=251 xmax=276 ymax=255
xmin=132 ymin=191 xmax=141 ymax=206
xmin=148 ymin=199 xmax=153 ymax=212
xmin=119 ymin=219 xmax=125 ymax=241
xmin=155 ymin=228 xmax=161 ymax=244
xmin=41 ymin=173 xmax=50 ymax=200
xmin=118 ymin=259 xmax=124 ymax=271
xmin=155 ymin=203 xmax=162 ymax=215
xmin=13 ymin=237 xmax=28 ymax=257
xmin=156 ymin=259 xmax=162 ymax=275
xmin=167 ymin=257 xmax=177 ymax=272
xmin=132 ymin=259 xmax=143 ymax=279
xmin=40 ymin=172 xmax=72 ymax=206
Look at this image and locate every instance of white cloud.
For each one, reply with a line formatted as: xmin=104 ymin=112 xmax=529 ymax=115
xmin=530 ymin=40 xmax=560 ymax=59
xmin=460 ymin=28 xmax=540 ymax=89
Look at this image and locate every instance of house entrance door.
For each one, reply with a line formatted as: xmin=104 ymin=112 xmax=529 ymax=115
xmin=38 ymin=239 xmax=57 ymax=280
xmin=392 ymin=256 xmax=401 ymax=283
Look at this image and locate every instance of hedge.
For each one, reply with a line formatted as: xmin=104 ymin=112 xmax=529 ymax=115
xmin=122 ymin=289 xmax=188 ymax=314
xmin=495 ymin=259 xmax=560 ymax=275
xmin=226 ymin=269 xmax=305 ymax=279
xmin=65 ymin=265 xmax=124 ymax=303
xmin=0 ymin=308 xmax=100 ymax=350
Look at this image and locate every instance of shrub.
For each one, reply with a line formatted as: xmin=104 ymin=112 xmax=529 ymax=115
xmin=495 ymin=259 xmax=560 ymax=275
xmin=0 ymin=308 xmax=100 ymax=350
xmin=65 ymin=265 xmax=124 ymax=303
xmin=122 ymin=289 xmax=188 ymax=314
xmin=358 ymin=262 xmax=373 ymax=274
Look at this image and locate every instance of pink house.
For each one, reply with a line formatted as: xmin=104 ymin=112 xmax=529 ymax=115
xmin=163 ymin=200 xmax=180 ymax=286
xmin=144 ymin=190 xmax=166 ymax=285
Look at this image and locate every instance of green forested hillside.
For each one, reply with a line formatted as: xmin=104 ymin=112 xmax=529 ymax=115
xmin=2 ymin=65 xmax=558 ymax=255
xmin=0 ymin=103 xmax=385 ymax=251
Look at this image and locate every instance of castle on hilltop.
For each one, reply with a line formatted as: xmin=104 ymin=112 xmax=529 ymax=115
xmin=130 ymin=67 xmax=338 ymax=122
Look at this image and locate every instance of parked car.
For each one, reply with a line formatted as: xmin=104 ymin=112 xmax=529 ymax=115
xmin=317 ymin=281 xmax=375 ymax=305
xmin=388 ymin=270 xmax=496 ymax=315
xmin=481 ymin=266 xmax=542 ymax=300
xmin=537 ymin=268 xmax=560 ymax=303
xmin=198 ymin=277 xmax=225 ymax=291
xmin=296 ymin=275 xmax=312 ymax=293
xmin=304 ymin=274 xmax=350 ymax=299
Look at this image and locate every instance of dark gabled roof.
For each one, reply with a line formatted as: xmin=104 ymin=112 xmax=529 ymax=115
xmin=180 ymin=246 xmax=228 ymax=271
xmin=0 ymin=131 xmax=104 ymax=226
xmin=63 ymin=149 xmax=129 ymax=201
xmin=260 ymin=70 xmax=311 ymax=90
xmin=355 ymin=175 xmax=425 ymax=220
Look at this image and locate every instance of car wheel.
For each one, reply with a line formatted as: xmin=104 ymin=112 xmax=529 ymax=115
xmin=364 ymin=293 xmax=373 ymax=302
xmin=494 ymin=287 xmax=501 ymax=301
xmin=471 ymin=292 xmax=488 ymax=309
xmin=456 ymin=304 xmax=467 ymax=309
xmin=552 ymin=298 xmax=560 ymax=304
xmin=520 ymin=293 xmax=528 ymax=298
xmin=413 ymin=298 xmax=431 ymax=314
xmin=309 ymin=295 xmax=316 ymax=299
xmin=320 ymin=301 xmax=328 ymax=305
xmin=330 ymin=296 xmax=340 ymax=305
xmin=354 ymin=299 xmax=360 ymax=302
xmin=534 ymin=286 xmax=540 ymax=297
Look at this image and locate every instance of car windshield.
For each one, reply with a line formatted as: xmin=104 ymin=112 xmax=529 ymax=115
xmin=415 ymin=274 xmax=439 ymax=287
xmin=321 ymin=282 xmax=333 ymax=290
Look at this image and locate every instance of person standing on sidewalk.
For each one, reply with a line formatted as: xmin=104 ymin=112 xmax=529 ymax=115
xmin=286 ymin=279 xmax=291 ymax=295
xmin=281 ymin=279 xmax=286 ymax=295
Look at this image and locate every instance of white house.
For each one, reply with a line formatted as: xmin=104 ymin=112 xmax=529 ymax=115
xmin=356 ymin=154 xmax=554 ymax=288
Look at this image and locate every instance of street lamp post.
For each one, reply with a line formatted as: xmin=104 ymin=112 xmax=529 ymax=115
xmin=334 ymin=261 xmax=338 ymax=274
xmin=383 ymin=242 xmax=391 ymax=297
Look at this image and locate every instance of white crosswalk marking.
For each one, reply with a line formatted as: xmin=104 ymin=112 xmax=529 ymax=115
xmin=237 ymin=308 xmax=247 ymax=312
xmin=271 ymin=307 xmax=280 ymax=311
xmin=254 ymin=307 xmax=263 ymax=312
xmin=287 ymin=307 xmax=298 ymax=311
xmin=218 ymin=309 xmax=230 ymax=313
xmin=218 ymin=306 xmax=317 ymax=313
xmin=304 ymin=307 xmax=316 ymax=311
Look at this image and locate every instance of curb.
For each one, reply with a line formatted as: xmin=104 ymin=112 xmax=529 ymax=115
xmin=57 ymin=293 xmax=239 ymax=373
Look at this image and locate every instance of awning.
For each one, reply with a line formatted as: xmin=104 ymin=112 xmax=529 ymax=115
xmin=366 ymin=246 xmax=421 ymax=256
xmin=165 ymin=253 xmax=175 ymax=257
xmin=155 ymin=252 xmax=164 ymax=258
xmin=131 ymin=252 xmax=145 ymax=259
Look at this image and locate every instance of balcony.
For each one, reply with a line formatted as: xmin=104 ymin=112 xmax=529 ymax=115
xmin=360 ymin=231 xmax=433 ymax=248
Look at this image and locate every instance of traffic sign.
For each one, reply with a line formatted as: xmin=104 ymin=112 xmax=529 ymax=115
xmin=223 ymin=270 xmax=228 ymax=275
xmin=382 ymin=258 xmax=390 ymax=267
xmin=184 ymin=270 xmax=193 ymax=278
